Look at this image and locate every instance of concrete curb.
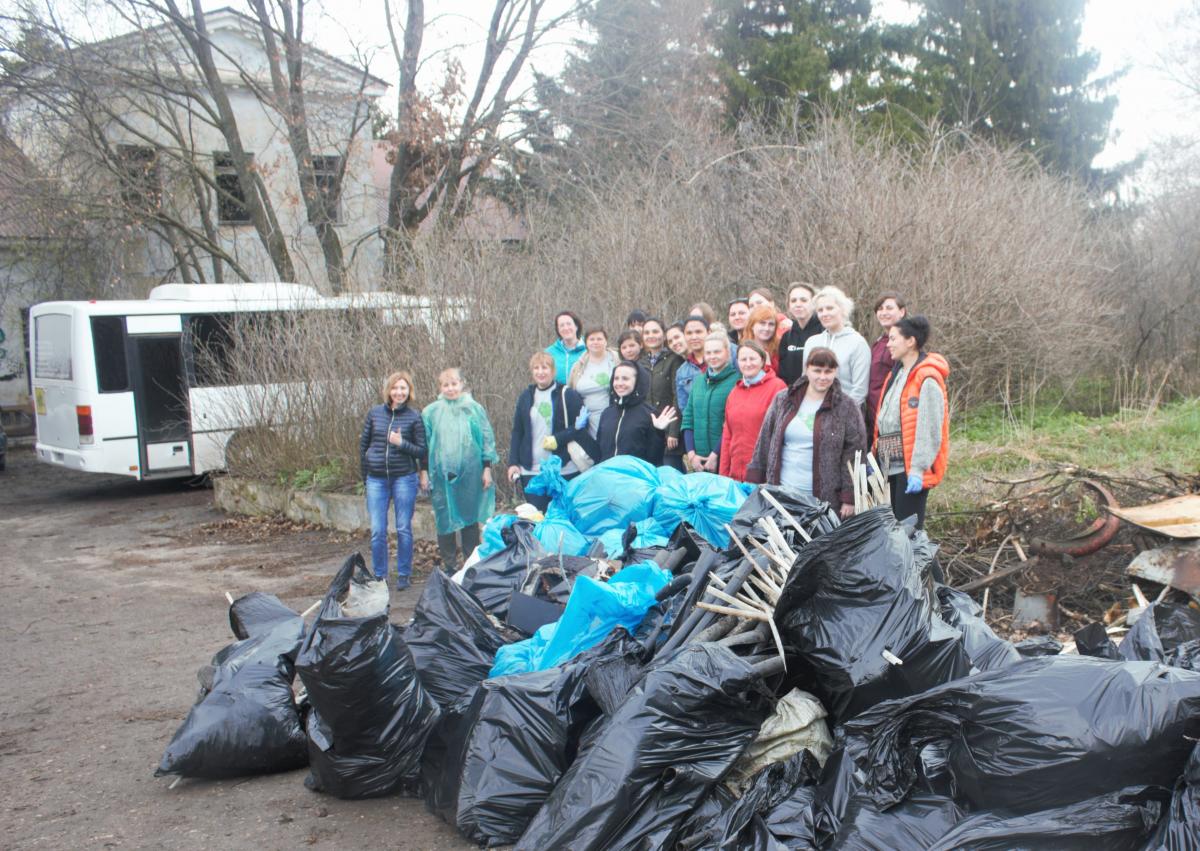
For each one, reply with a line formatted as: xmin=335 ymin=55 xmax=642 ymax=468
xmin=213 ymin=476 xmax=437 ymax=539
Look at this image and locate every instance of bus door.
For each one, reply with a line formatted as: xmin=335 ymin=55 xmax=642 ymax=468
xmin=126 ymin=315 xmax=192 ymax=476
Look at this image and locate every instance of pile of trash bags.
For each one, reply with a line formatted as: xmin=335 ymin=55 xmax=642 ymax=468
xmin=157 ymin=458 xmax=1200 ymax=849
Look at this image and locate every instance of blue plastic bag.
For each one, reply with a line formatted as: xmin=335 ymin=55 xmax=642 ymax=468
xmin=490 ymin=562 xmax=670 ymax=676
xmin=524 ymin=455 xmax=568 ymax=503
xmin=564 ymin=456 xmax=661 ymax=537
xmin=598 ymin=517 xmax=670 ymax=559
xmin=533 ymin=517 xmax=592 ymax=557
xmin=653 ymin=472 xmax=752 ymax=548
xmin=478 ymin=514 xmax=519 ymax=559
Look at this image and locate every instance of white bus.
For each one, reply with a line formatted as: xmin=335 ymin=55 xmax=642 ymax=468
xmin=29 ymin=282 xmax=445 ymax=480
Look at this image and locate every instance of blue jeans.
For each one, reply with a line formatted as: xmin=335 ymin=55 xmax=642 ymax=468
xmin=366 ymin=474 xmax=419 ymax=581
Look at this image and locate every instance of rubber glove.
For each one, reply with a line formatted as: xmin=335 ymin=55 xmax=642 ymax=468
xmin=574 ymin=408 xmax=590 ymax=430
xmin=541 ymin=435 xmax=558 ymax=451
xmin=905 ymin=473 xmax=924 ymax=494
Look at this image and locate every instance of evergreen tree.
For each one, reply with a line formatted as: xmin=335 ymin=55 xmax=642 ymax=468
xmin=713 ymin=0 xmax=901 ymax=125
xmin=511 ymin=0 xmax=719 ymax=197
xmin=906 ymin=0 xmax=1125 ymax=186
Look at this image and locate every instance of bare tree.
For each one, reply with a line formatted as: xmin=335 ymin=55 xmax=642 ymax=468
xmin=380 ymin=0 xmax=586 ymax=271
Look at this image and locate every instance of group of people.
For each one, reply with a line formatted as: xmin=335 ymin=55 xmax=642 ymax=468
xmin=359 ymin=283 xmax=950 ymax=590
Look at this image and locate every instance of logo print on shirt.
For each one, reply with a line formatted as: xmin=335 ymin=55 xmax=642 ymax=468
xmin=594 ymin=371 xmax=609 ymax=386
xmin=800 ymin=411 xmax=817 ymax=431
xmin=536 ymin=401 xmax=552 ymax=427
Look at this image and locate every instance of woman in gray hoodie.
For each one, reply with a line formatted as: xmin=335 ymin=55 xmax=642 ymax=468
xmin=801 ymin=285 xmax=872 ymax=404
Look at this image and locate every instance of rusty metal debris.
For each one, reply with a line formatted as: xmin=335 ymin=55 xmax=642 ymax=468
xmin=1126 ymin=541 xmax=1200 ymax=598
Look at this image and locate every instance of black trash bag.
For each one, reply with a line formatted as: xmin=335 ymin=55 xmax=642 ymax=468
xmin=519 ymin=553 xmax=599 ymax=607
xmin=842 ymin=655 xmax=1200 ymax=815
xmin=1144 ymin=742 xmax=1200 ymax=850
xmin=936 ymin=585 xmax=1021 ymax=672
xmin=423 ymin=630 xmax=643 ymax=846
xmin=1167 ymin=639 xmax=1200 ymax=672
xmin=774 ymin=507 xmax=972 ymax=724
xmin=926 ymin=786 xmax=1165 ymax=851
xmin=514 ymin=643 xmax=774 ymax=851
xmin=1119 ymin=601 xmax=1200 ymax=664
xmin=829 ymin=790 xmax=966 ymax=850
xmin=405 ymin=569 xmax=516 ymax=709
xmin=675 ymin=749 xmax=822 ymax=851
xmin=1075 ymin=622 xmax=1121 ymax=660
xmin=229 ymin=591 xmax=302 ymax=641
xmin=1014 ymin=635 xmax=1063 ymax=657
xmin=461 ymin=522 xmax=546 ymax=620
xmin=157 ymin=615 xmax=308 ymax=778
xmin=728 ymin=485 xmax=839 ymax=545
xmin=296 ymin=553 xmax=440 ymax=799
xmin=667 ymin=522 xmax=714 ymax=566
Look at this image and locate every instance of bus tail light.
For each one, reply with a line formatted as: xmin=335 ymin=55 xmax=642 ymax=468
xmin=76 ymin=405 xmax=94 ymax=444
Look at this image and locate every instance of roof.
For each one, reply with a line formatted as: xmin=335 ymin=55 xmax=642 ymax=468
xmin=87 ymin=5 xmax=389 ymax=93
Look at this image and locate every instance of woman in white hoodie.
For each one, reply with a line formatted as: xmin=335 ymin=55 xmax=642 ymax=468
xmin=801 ymin=286 xmax=872 ymax=404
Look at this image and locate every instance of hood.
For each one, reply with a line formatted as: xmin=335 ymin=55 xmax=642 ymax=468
xmin=740 ymin=364 xmax=777 ymax=388
xmin=610 ymin=361 xmax=647 ymax=407
xmin=912 ymin=351 xmax=951 ymax=381
xmin=436 ymin=391 xmax=475 ymax=404
xmin=705 ymin=362 xmax=738 ymax=383
xmin=548 ymin=338 xmax=586 ymax=356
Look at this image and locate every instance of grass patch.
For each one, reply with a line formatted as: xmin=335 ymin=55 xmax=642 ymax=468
xmin=930 ymin=397 xmax=1200 ymax=535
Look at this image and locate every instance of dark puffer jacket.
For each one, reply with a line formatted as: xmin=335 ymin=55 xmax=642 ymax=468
xmin=744 ymin=377 xmax=866 ymax=508
xmin=596 ymin=371 xmax=665 ymax=465
xmin=360 ymin=402 xmax=427 ymax=479
xmin=641 ymin=349 xmax=683 ymax=445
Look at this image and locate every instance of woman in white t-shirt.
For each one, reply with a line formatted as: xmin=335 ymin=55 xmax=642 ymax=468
xmin=568 ymin=327 xmax=618 ymax=440
xmin=746 ymin=347 xmax=867 ymax=518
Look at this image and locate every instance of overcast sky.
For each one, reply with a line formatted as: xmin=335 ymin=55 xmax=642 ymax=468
xmin=59 ymin=0 xmax=1197 ymax=190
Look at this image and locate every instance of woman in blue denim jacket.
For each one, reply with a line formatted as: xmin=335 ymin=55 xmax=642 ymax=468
xmin=359 ymin=370 xmax=427 ymax=590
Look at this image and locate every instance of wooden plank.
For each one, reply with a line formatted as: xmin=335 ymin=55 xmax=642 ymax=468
xmin=1109 ymin=494 xmax=1200 ymax=539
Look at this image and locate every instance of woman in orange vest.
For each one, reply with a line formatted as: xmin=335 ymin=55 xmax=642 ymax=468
xmin=873 ymin=316 xmax=949 ymax=528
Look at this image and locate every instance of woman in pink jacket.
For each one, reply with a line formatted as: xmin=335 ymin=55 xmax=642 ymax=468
xmin=719 ymin=341 xmax=787 ymax=481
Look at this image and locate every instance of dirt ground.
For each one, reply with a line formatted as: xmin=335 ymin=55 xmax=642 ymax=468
xmin=0 ymin=442 xmax=474 ymax=850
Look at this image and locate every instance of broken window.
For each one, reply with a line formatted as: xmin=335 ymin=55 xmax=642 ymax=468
xmin=214 ymin=151 xmax=252 ymax=225
xmin=310 ymin=154 xmax=342 ymax=224
xmin=117 ymin=144 xmax=160 ymax=215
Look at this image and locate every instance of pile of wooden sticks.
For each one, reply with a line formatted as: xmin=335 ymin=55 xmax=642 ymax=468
xmin=691 ymin=490 xmax=816 ymax=670
xmin=849 ymin=451 xmax=889 ymax=514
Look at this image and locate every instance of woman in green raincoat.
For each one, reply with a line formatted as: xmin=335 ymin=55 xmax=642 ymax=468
xmin=419 ymin=368 xmax=499 ymax=571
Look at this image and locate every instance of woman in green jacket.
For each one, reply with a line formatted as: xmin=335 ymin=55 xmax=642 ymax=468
xmin=420 ymin=367 xmax=498 ymax=571
xmin=681 ymin=333 xmax=739 ymax=473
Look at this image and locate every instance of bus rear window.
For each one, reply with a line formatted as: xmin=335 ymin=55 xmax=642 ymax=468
xmin=91 ymin=316 xmax=129 ymax=392
xmin=34 ymin=313 xmax=73 ymax=380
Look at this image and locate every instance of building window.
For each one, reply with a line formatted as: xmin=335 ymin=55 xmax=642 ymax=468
xmin=214 ymin=151 xmax=252 ymax=225
xmin=310 ymin=155 xmax=342 ymax=224
xmin=117 ymin=144 xmax=160 ymax=215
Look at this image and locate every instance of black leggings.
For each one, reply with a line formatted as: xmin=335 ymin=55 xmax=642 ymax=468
xmin=437 ymin=523 xmax=481 ymax=571
xmin=888 ymin=473 xmax=929 ymax=529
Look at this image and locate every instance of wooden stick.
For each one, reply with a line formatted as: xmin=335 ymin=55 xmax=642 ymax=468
xmin=169 ymin=776 xmax=184 ymax=790
xmin=301 ymin=600 xmax=322 ymax=618
xmin=1132 ymin=583 xmax=1151 ymax=610
xmin=747 ymin=535 xmax=791 ymax=576
xmin=981 ymin=534 xmax=1013 ymax=619
xmin=1012 ymin=538 xmax=1028 ymax=562
xmin=759 ymin=489 xmax=813 ymax=542
xmin=705 ymin=585 xmax=767 ymax=614
xmin=224 ymin=591 xmax=235 ymax=605
xmin=747 ymin=572 xmax=781 ymax=604
xmin=765 ymin=617 xmax=788 ymax=672
xmin=758 ymin=517 xmax=796 ymax=563
xmin=696 ymin=600 xmax=771 ymax=621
